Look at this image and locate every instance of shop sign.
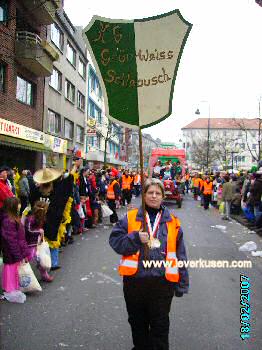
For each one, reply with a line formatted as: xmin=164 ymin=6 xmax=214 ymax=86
xmin=0 ymin=117 xmax=44 ymax=143
xmin=44 ymin=134 xmax=68 ymax=154
xmin=87 ymin=128 xmax=97 ymax=136
xmin=87 ymin=118 xmax=96 ymax=128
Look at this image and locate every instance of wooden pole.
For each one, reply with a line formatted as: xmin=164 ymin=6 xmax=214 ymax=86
xmin=139 ymin=128 xmax=149 ymax=260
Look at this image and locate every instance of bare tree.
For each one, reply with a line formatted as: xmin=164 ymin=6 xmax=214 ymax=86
xmin=190 ymin=138 xmax=217 ymax=170
xmin=102 ymin=120 xmax=121 ymax=167
xmin=212 ymin=132 xmax=239 ymax=169
xmin=233 ymin=118 xmax=261 ymax=162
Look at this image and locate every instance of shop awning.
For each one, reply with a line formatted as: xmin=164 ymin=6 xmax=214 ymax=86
xmin=0 ymin=135 xmax=51 ymax=153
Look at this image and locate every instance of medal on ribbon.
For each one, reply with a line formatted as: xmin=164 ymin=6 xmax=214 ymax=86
xmin=146 ymin=212 xmax=162 ymax=249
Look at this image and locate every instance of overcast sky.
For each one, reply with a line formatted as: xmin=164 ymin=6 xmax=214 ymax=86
xmin=64 ymin=0 xmax=262 ymax=142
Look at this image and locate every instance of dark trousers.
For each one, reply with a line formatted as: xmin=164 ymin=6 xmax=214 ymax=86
xmin=203 ymin=194 xmax=212 ymax=209
xmin=185 ymin=180 xmax=189 ymax=193
xmin=20 ymin=195 xmax=28 ymax=215
xmin=134 ymin=185 xmax=141 ymax=197
xmin=107 ymin=199 xmax=118 ymax=223
xmin=122 ymin=189 xmax=131 ymax=206
xmin=124 ymin=277 xmax=175 ymax=350
xmin=193 ymin=187 xmax=199 ymax=200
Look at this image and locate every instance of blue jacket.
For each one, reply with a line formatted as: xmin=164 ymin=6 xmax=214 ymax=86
xmin=109 ymin=206 xmax=189 ymax=294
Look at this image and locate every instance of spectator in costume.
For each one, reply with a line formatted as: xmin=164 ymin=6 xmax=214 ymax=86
xmin=32 ymin=168 xmax=74 ymax=270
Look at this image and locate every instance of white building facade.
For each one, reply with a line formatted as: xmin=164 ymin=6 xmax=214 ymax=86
xmin=182 ymin=118 xmax=260 ymax=171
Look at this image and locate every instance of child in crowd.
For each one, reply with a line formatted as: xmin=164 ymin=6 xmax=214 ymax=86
xmin=0 ymin=197 xmax=29 ymax=293
xmin=24 ymin=201 xmax=53 ymax=282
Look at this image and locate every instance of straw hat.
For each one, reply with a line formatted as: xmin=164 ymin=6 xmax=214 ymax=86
xmin=33 ymin=168 xmax=63 ymax=184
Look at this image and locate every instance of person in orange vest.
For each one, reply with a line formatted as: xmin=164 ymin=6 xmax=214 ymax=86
xmin=184 ymin=171 xmax=190 ymax=193
xmin=109 ymin=178 xmax=189 ymax=350
xmin=121 ymin=170 xmax=133 ymax=207
xmin=192 ymin=173 xmax=201 ymax=200
xmin=202 ymin=176 xmax=213 ymax=210
xmin=199 ymin=175 xmax=205 ymax=206
xmin=106 ymin=171 xmax=121 ymax=224
xmin=133 ymin=172 xmax=141 ymax=197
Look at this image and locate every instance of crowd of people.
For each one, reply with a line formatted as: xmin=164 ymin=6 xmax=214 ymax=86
xmin=1 ymin=154 xmax=261 ymax=303
xmin=0 ymin=159 xmax=143 ymax=300
xmin=152 ymin=159 xmax=262 ymax=231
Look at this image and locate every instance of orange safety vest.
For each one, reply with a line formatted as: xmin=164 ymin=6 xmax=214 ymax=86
xmin=199 ymin=179 xmax=204 ymax=190
xmin=118 ymin=209 xmax=180 ymax=282
xmin=122 ymin=175 xmax=132 ymax=190
xmin=134 ymin=174 xmax=141 ymax=185
xmin=203 ymin=181 xmax=213 ymax=195
xmin=107 ymin=180 xmax=117 ymax=199
xmin=193 ymin=178 xmax=200 ymax=187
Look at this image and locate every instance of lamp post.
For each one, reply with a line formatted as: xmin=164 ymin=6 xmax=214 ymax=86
xmin=195 ymin=101 xmax=211 ymax=171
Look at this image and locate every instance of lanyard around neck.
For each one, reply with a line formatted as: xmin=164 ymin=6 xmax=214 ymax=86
xmin=145 ymin=211 xmax=162 ymax=238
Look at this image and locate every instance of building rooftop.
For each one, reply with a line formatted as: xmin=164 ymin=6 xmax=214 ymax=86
xmin=182 ymin=118 xmax=260 ymax=130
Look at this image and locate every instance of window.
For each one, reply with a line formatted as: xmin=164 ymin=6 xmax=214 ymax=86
xmin=0 ymin=63 xmax=6 ymax=91
xmin=0 ymin=0 xmax=8 ymax=23
xmin=77 ymin=91 xmax=85 ymax=111
xmin=97 ymin=109 xmax=102 ymax=124
xmin=49 ymin=67 xmax=62 ymax=92
xmin=89 ymin=100 xmax=95 ymax=118
xmin=90 ymin=72 xmax=96 ymax=91
xmin=98 ymin=85 xmax=102 ymax=98
xmin=109 ymin=141 xmax=115 ymax=154
xmin=89 ymin=136 xmax=96 ymax=147
xmin=51 ymin=23 xmax=64 ymax=51
xmin=252 ymin=144 xmax=257 ymax=150
xmin=241 ymin=156 xmax=245 ymax=162
xmin=78 ymin=58 xmax=86 ymax=79
xmin=76 ymin=125 xmax=84 ymax=143
xmin=47 ymin=109 xmax=61 ymax=134
xmin=66 ymin=41 xmax=76 ymax=67
xmin=16 ymin=76 xmax=33 ymax=106
xmin=97 ymin=134 xmax=101 ymax=149
xmin=89 ymin=100 xmax=102 ymax=123
xmin=64 ymin=119 xmax=74 ymax=140
xmin=65 ymin=79 xmax=75 ymax=103
xmin=240 ymin=143 xmax=245 ymax=150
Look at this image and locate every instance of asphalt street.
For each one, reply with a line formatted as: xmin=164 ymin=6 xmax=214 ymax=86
xmin=1 ymin=194 xmax=262 ymax=350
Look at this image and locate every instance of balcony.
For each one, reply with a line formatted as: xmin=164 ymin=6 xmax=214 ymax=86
xmin=15 ymin=31 xmax=59 ymax=77
xmin=19 ymin=0 xmax=61 ymax=25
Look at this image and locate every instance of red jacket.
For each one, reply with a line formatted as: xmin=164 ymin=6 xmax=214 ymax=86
xmin=0 ymin=179 xmax=14 ymax=208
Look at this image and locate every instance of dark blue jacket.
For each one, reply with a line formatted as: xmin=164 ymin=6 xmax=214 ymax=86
xmin=109 ymin=206 xmax=189 ymax=294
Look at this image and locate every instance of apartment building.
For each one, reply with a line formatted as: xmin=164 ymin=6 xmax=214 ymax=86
xmin=86 ymin=64 xmax=126 ymax=168
xmin=43 ymin=10 xmax=88 ymax=169
xmin=0 ymin=0 xmax=60 ymax=170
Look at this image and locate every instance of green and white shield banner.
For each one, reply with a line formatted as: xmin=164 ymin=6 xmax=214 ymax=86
xmin=83 ymin=10 xmax=192 ymax=129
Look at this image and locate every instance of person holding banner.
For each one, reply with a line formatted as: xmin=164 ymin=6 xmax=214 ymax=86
xmin=109 ymin=178 xmax=189 ymax=350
